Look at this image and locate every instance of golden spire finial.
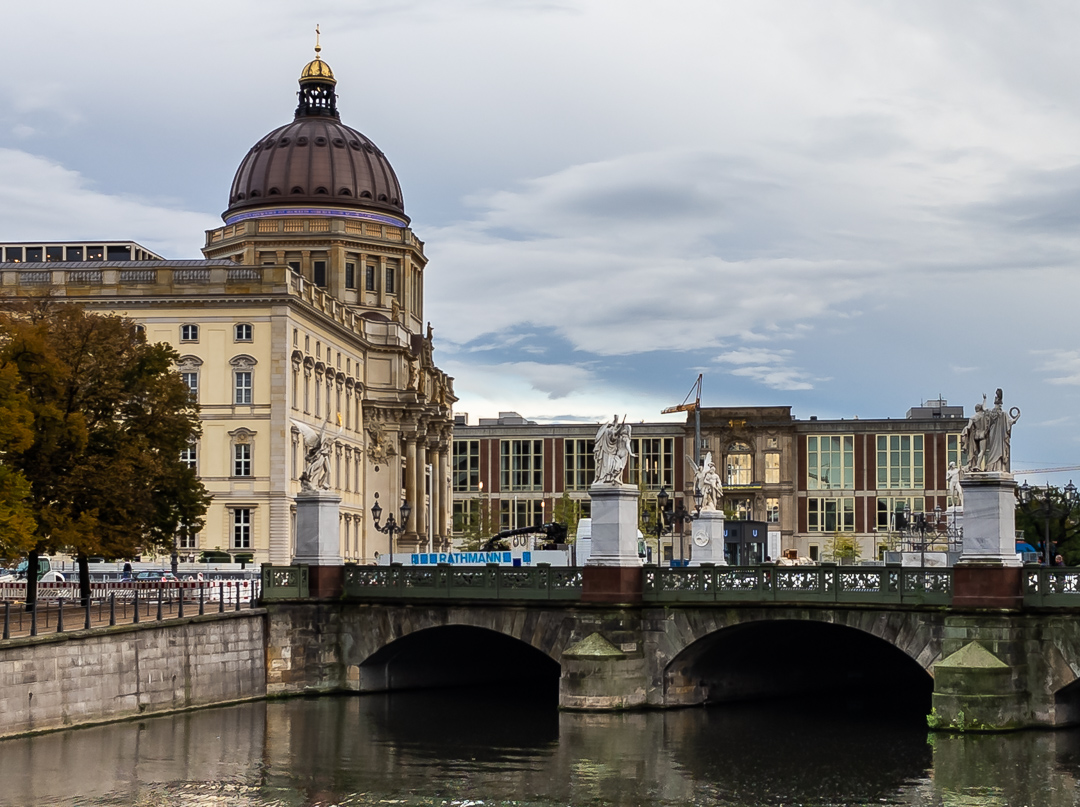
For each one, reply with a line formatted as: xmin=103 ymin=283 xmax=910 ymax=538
xmin=314 ymin=24 xmax=322 ymax=59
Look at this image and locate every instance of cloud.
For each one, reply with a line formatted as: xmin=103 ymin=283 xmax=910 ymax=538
xmin=714 ymin=349 xmax=818 ymax=391
xmin=1035 ymin=350 xmax=1080 ymax=386
xmin=0 ymin=149 xmax=219 ymax=258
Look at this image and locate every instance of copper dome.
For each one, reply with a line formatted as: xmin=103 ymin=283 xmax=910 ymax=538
xmin=224 ymin=54 xmax=406 ymax=223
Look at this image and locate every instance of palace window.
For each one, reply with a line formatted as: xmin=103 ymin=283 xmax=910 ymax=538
xmin=877 ymin=435 xmax=924 ymax=489
xmin=178 ymin=356 xmax=202 ymax=403
xmin=313 ymin=260 xmax=327 ymax=288
xmin=564 ymin=438 xmax=595 ymax=491
xmin=233 ymin=443 xmax=252 ymax=477
xmin=947 ymin=434 xmax=965 ymax=471
xmin=765 ymin=453 xmax=780 ymax=485
xmin=234 ymin=371 xmax=252 ymax=404
xmin=766 ymin=497 xmax=780 ymax=523
xmin=345 ymin=262 xmax=356 ymax=289
xmin=807 ymin=435 xmax=854 ymax=490
xmin=234 ymin=323 xmax=253 ymax=342
xmin=499 ymin=499 xmax=544 ymax=531
xmin=877 ymin=496 xmax=926 ymax=532
xmin=180 ymin=442 xmax=197 ymax=471
xmin=807 ymin=497 xmax=855 ymax=532
xmin=180 ymin=324 xmax=199 ymax=342
xmin=727 ymin=442 xmax=753 ymax=486
xmin=500 ymin=439 xmax=543 ymax=491
xmin=628 ymin=437 xmax=674 ymax=489
xmin=366 ymin=264 xmax=376 ymax=291
xmin=385 ymin=264 xmax=396 ymax=295
xmin=453 ymin=440 xmax=481 ymax=492
xmin=178 ymin=530 xmax=198 ymax=550
xmin=731 ymin=497 xmax=753 ymax=521
xmin=232 ymin=508 xmax=252 ymax=549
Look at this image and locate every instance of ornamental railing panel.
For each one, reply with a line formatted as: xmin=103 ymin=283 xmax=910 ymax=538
xmin=261 ymin=564 xmax=309 ymax=599
xmin=1023 ymin=567 xmax=1080 ymax=607
xmin=341 ymin=563 xmax=583 ymax=601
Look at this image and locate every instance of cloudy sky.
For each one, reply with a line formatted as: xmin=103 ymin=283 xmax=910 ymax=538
xmin=2 ymin=0 xmax=1079 ymax=480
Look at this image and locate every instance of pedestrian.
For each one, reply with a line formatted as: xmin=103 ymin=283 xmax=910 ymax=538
xmin=121 ymin=562 xmax=132 ymax=581
xmin=1055 ymin=554 xmax=1065 ymax=567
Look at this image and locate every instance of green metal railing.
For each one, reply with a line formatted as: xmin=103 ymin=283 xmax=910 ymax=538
xmin=341 ymin=564 xmax=583 ymax=600
xmin=1023 ymin=566 xmax=1080 ymax=607
xmin=260 ymin=564 xmax=309 ymax=599
xmin=642 ymin=564 xmax=952 ymax=605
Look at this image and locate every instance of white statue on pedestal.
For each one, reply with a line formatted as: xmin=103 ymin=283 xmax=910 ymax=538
xmin=947 ymin=461 xmax=964 ymax=508
xmin=594 ymin=415 xmax=634 ymax=484
xmin=961 ymin=389 xmax=1019 ymax=474
xmin=985 ymin=388 xmax=1020 ymax=473
xmin=686 ymin=451 xmax=724 ymax=511
xmin=292 ymin=418 xmax=340 ymax=491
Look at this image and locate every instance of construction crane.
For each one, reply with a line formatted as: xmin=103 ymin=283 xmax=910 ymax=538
xmin=1013 ymin=466 xmax=1080 ymax=477
xmin=662 ymin=374 xmax=703 ymax=464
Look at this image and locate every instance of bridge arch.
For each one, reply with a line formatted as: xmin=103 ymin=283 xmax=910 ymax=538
xmin=340 ymin=605 xmax=570 ymax=693
xmin=657 ymin=607 xmax=942 ymax=708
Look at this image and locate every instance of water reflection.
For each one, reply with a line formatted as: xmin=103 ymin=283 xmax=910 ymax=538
xmin=0 ymin=694 xmax=1079 ymax=806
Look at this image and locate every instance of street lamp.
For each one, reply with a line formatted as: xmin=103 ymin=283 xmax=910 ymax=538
xmin=670 ymin=488 xmax=704 ymax=565
xmin=1019 ymin=481 xmax=1077 ymax=566
xmin=645 ymin=487 xmax=670 ymax=563
xmin=371 ymin=498 xmax=412 ymax=566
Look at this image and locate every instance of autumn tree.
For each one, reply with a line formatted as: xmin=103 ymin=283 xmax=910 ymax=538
xmin=0 ymin=301 xmax=209 ymax=604
xmin=0 ymin=361 xmax=37 ymax=559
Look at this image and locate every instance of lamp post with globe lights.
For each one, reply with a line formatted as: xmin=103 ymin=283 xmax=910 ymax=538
xmin=371 ymin=498 xmax=412 ymax=566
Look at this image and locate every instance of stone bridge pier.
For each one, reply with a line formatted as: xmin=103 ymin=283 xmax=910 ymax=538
xmin=264 ymin=598 xmax=1080 ymax=729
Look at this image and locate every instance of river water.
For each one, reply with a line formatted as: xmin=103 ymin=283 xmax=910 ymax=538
xmin=1 ymin=692 xmax=1079 ymax=807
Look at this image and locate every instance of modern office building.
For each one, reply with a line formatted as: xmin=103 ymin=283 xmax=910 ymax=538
xmin=0 ymin=46 xmax=455 ymax=565
xmin=453 ymin=399 xmax=965 ymax=563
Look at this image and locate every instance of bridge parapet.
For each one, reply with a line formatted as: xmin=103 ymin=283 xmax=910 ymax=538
xmin=341 ymin=563 xmax=583 ymax=600
xmin=1023 ymin=566 xmax=1080 ymax=607
xmin=644 ymin=564 xmax=952 ymax=606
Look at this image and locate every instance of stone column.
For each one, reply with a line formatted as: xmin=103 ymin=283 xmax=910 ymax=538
xmin=954 ymin=471 xmax=1022 ymax=608
xmin=415 ymin=439 xmax=428 ymax=550
xmin=583 ymin=482 xmax=642 ymax=603
xmin=429 ymin=442 xmax=441 ymax=548
xmin=404 ymin=435 xmax=417 ymax=538
xmin=437 ymin=445 xmax=450 ymax=543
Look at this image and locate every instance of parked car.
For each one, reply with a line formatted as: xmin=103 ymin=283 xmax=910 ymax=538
xmin=134 ymin=571 xmax=179 ymax=582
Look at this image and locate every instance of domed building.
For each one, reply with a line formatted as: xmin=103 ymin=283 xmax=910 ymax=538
xmin=0 ymin=45 xmax=457 ymax=573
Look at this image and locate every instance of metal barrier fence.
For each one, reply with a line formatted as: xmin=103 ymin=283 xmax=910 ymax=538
xmin=0 ymin=579 xmax=259 ymax=603
xmin=1023 ymin=566 xmax=1080 ymax=607
xmin=0 ymin=580 xmax=262 ymax=640
xmin=643 ymin=564 xmax=952 ymax=605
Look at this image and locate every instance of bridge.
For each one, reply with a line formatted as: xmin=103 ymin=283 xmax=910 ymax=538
xmin=261 ymin=563 xmax=1080 ymax=731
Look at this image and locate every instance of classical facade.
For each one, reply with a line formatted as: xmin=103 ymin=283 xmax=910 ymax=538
xmin=0 ymin=47 xmax=455 ymax=565
xmin=453 ymin=399 xmax=965 ymax=563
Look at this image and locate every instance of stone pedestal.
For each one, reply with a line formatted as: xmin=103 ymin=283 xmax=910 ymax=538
xmin=292 ymin=490 xmax=343 ymax=598
xmin=582 ymin=483 xmax=642 ymax=603
xmin=954 ymin=473 xmax=1022 ymax=609
xmin=958 ymin=473 xmax=1019 ymax=566
xmin=688 ymin=510 xmax=727 ymax=566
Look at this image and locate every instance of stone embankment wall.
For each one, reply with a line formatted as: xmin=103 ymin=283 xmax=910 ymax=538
xmin=0 ymin=611 xmax=266 ymax=738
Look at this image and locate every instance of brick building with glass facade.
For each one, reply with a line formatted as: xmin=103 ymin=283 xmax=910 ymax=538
xmin=452 ymin=399 xmax=966 ymax=563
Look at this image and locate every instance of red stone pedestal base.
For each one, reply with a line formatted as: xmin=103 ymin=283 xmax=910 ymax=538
xmin=581 ymin=566 xmax=643 ymax=603
xmin=952 ymin=563 xmax=1022 ymax=609
xmin=307 ymin=565 xmax=344 ymax=599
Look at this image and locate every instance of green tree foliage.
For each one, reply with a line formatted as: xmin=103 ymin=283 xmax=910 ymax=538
xmin=0 ymin=302 xmax=209 ymax=601
xmin=0 ymin=361 xmax=37 ymax=560
xmin=1015 ymin=486 xmax=1080 ymax=564
xmin=454 ymin=497 xmax=496 ymax=551
xmin=825 ymin=531 xmax=862 ymax=564
xmin=552 ymin=492 xmax=580 ymax=544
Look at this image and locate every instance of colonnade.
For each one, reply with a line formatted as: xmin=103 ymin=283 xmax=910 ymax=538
xmin=401 ymin=423 xmax=451 ymax=550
